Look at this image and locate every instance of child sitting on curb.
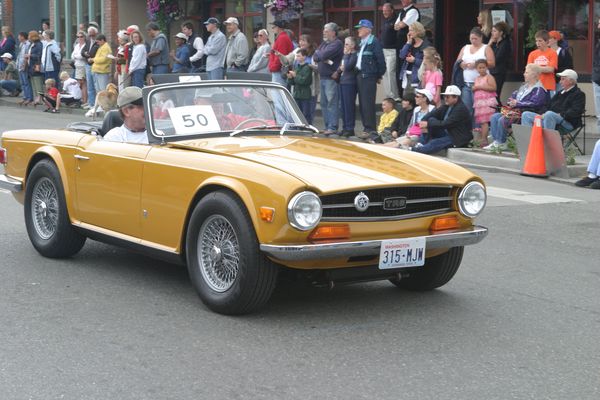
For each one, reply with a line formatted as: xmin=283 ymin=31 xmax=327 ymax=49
xmin=370 ymin=98 xmax=399 ymax=143
xmin=40 ymin=78 xmax=60 ymax=113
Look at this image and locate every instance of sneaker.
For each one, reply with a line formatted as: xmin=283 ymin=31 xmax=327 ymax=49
xmin=82 ymin=104 xmax=91 ymax=109
xmin=483 ymin=141 xmax=507 ymax=151
xmin=590 ymin=180 xmax=600 ymax=190
xmin=575 ymin=176 xmax=599 ymax=187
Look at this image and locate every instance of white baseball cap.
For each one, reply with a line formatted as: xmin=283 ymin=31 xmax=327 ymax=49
xmin=415 ymin=88 xmax=433 ymax=102
xmin=224 ymin=17 xmax=239 ymax=25
xmin=441 ymin=85 xmax=461 ymax=96
xmin=557 ymin=69 xmax=578 ymax=81
xmin=0 ymin=53 xmax=12 ymax=59
xmin=174 ymin=32 xmax=187 ymax=40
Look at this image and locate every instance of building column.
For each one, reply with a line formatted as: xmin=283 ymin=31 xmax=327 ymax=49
xmin=76 ymin=0 xmax=84 ymax=28
xmin=65 ymin=0 xmax=72 ymax=59
xmin=88 ymin=0 xmax=94 ymax=22
xmin=53 ymin=0 xmax=61 ymax=43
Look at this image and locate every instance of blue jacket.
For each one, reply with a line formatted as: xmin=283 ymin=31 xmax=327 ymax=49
xmin=339 ymin=52 xmax=357 ymax=85
xmin=398 ymin=39 xmax=430 ymax=86
xmin=28 ymin=41 xmax=43 ymax=76
xmin=356 ymin=34 xmax=386 ymax=79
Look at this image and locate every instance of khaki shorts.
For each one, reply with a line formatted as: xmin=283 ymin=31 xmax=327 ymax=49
xmin=75 ymin=66 xmax=86 ymax=80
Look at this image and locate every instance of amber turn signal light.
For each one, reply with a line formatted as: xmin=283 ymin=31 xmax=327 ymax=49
xmin=429 ymin=216 xmax=460 ymax=232
xmin=308 ymin=224 xmax=350 ymax=242
xmin=260 ymin=207 xmax=275 ymax=222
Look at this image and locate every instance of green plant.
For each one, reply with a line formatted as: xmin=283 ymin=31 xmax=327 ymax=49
xmin=564 ymin=145 xmax=576 ymax=165
xmin=526 ymin=0 xmax=548 ymax=48
xmin=507 ymin=135 xmax=518 ymax=156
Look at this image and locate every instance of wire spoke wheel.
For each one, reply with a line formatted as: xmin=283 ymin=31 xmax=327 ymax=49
xmin=198 ymin=215 xmax=240 ymax=292
xmin=31 ymin=177 xmax=59 ymax=240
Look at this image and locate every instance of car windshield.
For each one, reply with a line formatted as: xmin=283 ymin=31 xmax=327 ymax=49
xmin=147 ymin=82 xmax=304 ymax=140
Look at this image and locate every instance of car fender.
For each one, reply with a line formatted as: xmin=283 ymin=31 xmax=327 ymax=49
xmin=27 ymin=146 xmax=79 ymax=223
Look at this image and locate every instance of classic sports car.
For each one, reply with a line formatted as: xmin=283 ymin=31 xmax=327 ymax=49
xmin=0 ymin=81 xmax=487 ymax=315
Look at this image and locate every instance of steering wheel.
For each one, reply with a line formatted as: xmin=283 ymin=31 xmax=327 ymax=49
xmin=232 ymin=118 xmax=272 ymax=131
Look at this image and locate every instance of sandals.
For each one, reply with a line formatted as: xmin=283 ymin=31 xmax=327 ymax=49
xmin=50 ymin=109 xmax=60 ymax=114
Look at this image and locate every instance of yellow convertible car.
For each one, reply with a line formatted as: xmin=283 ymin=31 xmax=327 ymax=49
xmin=0 ymin=81 xmax=487 ymax=314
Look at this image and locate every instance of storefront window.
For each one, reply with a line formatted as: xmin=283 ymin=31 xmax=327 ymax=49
xmin=555 ymin=0 xmax=589 ymax=71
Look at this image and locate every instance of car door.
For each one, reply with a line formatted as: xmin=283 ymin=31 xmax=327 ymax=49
xmin=74 ymin=135 xmax=152 ymax=239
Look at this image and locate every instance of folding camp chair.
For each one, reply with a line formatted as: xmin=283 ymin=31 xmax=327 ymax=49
xmin=557 ymin=112 xmax=585 ymax=155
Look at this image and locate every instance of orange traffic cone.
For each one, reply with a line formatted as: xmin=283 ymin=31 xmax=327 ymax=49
xmin=521 ymin=115 xmax=548 ymax=178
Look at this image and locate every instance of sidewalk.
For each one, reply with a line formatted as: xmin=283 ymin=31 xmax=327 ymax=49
xmin=1 ymin=94 xmax=595 ymax=184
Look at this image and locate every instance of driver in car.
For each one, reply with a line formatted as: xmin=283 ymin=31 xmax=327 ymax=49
xmin=104 ymin=86 xmax=149 ymax=144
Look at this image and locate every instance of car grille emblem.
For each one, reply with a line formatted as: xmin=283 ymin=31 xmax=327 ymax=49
xmin=383 ymin=196 xmax=407 ymax=210
xmin=354 ymin=192 xmax=370 ymax=212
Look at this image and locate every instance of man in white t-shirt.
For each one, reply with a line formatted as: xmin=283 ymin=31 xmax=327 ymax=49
xmin=104 ymin=86 xmax=149 ymax=144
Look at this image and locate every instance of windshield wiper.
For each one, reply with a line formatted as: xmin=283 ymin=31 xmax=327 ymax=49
xmin=279 ymin=123 xmax=320 ymax=136
xmin=230 ymin=124 xmax=281 ymax=137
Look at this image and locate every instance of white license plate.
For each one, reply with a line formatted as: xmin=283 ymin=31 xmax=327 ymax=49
xmin=378 ymin=237 xmax=426 ymax=269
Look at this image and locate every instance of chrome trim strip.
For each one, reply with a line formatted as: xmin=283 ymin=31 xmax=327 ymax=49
xmin=0 ymin=174 xmax=23 ymax=192
xmin=321 ymin=208 xmax=452 ymax=222
xmin=321 ymin=197 xmax=453 ymax=209
xmin=260 ymin=226 xmax=488 ymax=261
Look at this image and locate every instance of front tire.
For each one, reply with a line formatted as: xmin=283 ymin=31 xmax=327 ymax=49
xmin=390 ymin=246 xmax=464 ymax=291
xmin=24 ymin=159 xmax=86 ymax=258
xmin=185 ymin=190 xmax=278 ymax=315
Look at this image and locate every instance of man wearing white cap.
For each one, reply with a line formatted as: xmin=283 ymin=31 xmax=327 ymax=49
xmin=223 ymin=17 xmax=249 ymax=72
xmin=0 ymin=53 xmax=20 ymax=96
xmin=413 ymin=85 xmax=472 ymax=154
xmin=104 ymin=86 xmax=148 ymax=144
xmin=521 ymin=69 xmax=585 ymax=131
xmin=171 ymin=32 xmax=191 ymax=73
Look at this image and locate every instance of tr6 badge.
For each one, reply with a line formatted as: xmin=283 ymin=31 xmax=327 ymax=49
xmin=383 ymin=196 xmax=407 ymax=210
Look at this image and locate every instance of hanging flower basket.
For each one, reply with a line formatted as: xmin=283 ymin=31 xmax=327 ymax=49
xmin=264 ymin=0 xmax=304 ymax=20
xmin=147 ymin=0 xmax=183 ymax=33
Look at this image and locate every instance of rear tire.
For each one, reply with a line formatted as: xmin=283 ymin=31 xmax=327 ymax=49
xmin=390 ymin=246 xmax=464 ymax=291
xmin=185 ymin=190 xmax=278 ymax=315
xmin=24 ymin=159 xmax=86 ymax=258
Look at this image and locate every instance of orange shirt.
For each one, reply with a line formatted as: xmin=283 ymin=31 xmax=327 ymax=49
xmin=527 ymin=48 xmax=558 ymax=91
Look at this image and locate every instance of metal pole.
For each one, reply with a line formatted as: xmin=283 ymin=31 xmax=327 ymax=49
xmin=76 ymin=0 xmax=83 ymax=29
xmin=65 ymin=0 xmax=72 ymax=59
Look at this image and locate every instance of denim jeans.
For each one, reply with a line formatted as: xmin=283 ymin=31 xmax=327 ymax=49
xmin=413 ymin=133 xmax=454 ymax=154
xmin=461 ymin=84 xmax=474 ymax=128
xmin=320 ymin=78 xmax=339 ymax=131
xmin=271 ymin=72 xmax=286 ymax=86
xmin=131 ymin=69 xmax=145 ymax=88
xmin=339 ymin=83 xmax=357 ymax=133
xmin=521 ymin=111 xmax=573 ymax=131
xmin=152 ymin=64 xmax=169 ymax=75
xmin=94 ymin=73 xmax=110 ymax=93
xmin=296 ymin=98 xmax=312 ymax=122
xmin=490 ymin=112 xmax=510 ymax=144
xmin=19 ymin=71 xmax=33 ymax=101
xmin=587 ymin=139 xmax=600 ymax=175
xmin=593 ymin=82 xmax=600 ymax=130
xmin=85 ymin=64 xmax=96 ymax=106
xmin=0 ymin=79 xmax=19 ymax=93
xmin=208 ymin=68 xmax=224 ymax=80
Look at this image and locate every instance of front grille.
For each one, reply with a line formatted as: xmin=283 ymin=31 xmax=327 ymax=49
xmin=320 ymin=186 xmax=454 ymax=221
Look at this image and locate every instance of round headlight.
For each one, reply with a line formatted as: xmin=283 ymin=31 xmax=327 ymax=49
xmin=287 ymin=191 xmax=322 ymax=231
xmin=458 ymin=182 xmax=486 ymax=218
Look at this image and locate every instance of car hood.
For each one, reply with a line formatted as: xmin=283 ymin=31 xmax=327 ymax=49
xmin=170 ymin=136 xmax=478 ymax=193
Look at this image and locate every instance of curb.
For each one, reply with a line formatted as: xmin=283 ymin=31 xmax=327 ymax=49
xmin=0 ymin=97 xmax=87 ymax=115
xmin=446 ymin=148 xmax=586 ymax=185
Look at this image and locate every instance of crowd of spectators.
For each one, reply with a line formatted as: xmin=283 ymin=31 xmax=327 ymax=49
xmin=0 ymin=0 xmax=594 ymax=167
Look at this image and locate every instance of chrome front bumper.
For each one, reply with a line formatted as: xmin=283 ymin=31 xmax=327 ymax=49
xmin=260 ymin=226 xmax=488 ymax=261
xmin=0 ymin=174 xmax=22 ymax=192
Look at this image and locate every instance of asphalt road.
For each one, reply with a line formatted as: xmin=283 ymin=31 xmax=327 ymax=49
xmin=1 ymin=107 xmax=599 ymax=399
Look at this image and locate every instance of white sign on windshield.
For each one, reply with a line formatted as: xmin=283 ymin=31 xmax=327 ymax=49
xmin=168 ymin=105 xmax=221 ymax=134
xmin=179 ymin=75 xmax=202 ymax=82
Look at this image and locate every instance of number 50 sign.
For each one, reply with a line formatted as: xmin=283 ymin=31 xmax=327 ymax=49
xmin=168 ymin=105 xmax=221 ymax=134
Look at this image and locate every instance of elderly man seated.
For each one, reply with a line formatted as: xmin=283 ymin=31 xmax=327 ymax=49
xmin=104 ymin=86 xmax=148 ymax=144
xmin=520 ymin=69 xmax=585 ymax=131
xmin=412 ymin=85 xmax=472 ymax=154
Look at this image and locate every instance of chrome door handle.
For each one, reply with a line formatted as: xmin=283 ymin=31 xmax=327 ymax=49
xmin=74 ymin=155 xmax=90 ymax=160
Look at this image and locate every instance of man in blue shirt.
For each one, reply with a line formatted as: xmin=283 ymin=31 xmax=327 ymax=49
xmin=354 ymin=19 xmax=386 ymax=139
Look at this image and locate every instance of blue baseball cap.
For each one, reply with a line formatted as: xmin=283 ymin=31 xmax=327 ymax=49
xmin=203 ymin=17 xmax=220 ymax=26
xmin=354 ymin=19 xmax=373 ymax=29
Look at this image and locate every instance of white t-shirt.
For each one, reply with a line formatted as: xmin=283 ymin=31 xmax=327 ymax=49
xmin=395 ymin=7 xmax=419 ymax=27
xmin=104 ymin=124 xmax=149 ymax=144
xmin=61 ymin=77 xmax=82 ymax=99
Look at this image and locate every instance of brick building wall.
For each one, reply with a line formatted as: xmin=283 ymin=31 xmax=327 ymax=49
xmin=1 ymin=0 xmax=13 ymax=27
